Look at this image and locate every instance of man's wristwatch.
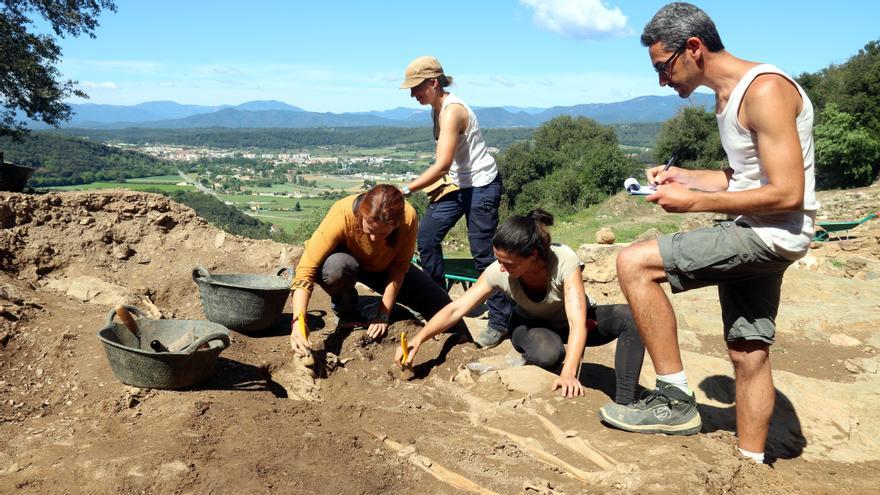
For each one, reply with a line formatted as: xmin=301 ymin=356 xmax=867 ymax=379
xmin=401 ymin=185 xmax=411 ymax=197
xmin=375 ymin=311 xmax=389 ymax=323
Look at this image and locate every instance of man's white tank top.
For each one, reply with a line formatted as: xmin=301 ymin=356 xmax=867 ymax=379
xmin=437 ymin=94 xmax=498 ymax=188
xmin=717 ymin=64 xmax=819 ymax=259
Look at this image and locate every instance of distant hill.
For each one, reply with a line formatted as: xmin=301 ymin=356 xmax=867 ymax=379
xmin=232 ymin=100 xmax=305 ymax=112
xmin=44 ymin=94 xmax=713 ymax=129
xmin=0 ymin=133 xmax=174 ymax=186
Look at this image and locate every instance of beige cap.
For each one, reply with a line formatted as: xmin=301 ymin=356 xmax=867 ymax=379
xmin=400 ymin=56 xmax=445 ymax=89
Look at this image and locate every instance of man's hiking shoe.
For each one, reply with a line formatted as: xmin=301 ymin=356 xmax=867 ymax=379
xmin=597 ymin=381 xmax=702 ymax=436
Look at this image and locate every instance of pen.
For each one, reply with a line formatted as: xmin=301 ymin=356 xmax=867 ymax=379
xmin=653 ymin=154 xmax=677 ymax=186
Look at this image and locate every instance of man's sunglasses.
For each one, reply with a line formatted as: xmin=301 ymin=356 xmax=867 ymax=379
xmin=654 ymin=46 xmax=685 ymax=77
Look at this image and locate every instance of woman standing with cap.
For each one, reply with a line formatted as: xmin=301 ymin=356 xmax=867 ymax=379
xmin=399 ymin=56 xmax=512 ymax=348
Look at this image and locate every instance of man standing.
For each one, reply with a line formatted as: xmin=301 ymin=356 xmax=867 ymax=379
xmin=598 ymin=2 xmax=818 ymax=464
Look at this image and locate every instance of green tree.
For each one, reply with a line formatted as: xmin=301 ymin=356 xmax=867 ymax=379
xmin=294 ymin=201 xmax=302 ymax=212
xmin=654 ymin=106 xmax=725 ymax=168
xmin=497 ymin=116 xmax=640 ymax=214
xmin=814 ymin=104 xmax=880 ymax=188
xmin=1 ymin=1 xmax=117 ymax=138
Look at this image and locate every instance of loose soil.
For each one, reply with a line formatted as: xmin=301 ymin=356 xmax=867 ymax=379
xmin=1 ymin=188 xmax=879 ymax=494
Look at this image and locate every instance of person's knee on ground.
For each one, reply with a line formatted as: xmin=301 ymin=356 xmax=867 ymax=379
xmin=319 ymin=252 xmax=359 ymax=316
xmin=510 ymin=325 xmax=564 ymax=369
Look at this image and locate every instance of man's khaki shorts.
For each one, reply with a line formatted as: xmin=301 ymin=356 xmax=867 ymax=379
xmin=658 ymin=221 xmax=794 ymax=344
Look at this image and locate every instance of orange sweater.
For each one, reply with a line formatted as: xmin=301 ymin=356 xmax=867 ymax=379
xmin=291 ymin=194 xmax=418 ymax=293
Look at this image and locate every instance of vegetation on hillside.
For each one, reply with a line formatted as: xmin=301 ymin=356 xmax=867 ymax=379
xmin=0 ymin=133 xmax=175 ymax=186
xmin=496 ymin=116 xmax=642 ymax=215
xmin=797 ymin=40 xmax=880 ymax=188
xmin=53 ymin=125 xmax=659 ymax=150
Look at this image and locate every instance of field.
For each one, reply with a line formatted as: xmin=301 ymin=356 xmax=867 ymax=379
xmin=48 ymin=181 xmax=195 ymax=193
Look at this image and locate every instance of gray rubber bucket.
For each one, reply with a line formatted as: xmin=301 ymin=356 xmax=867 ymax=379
xmin=192 ymin=265 xmax=293 ymax=332
xmin=96 ymin=306 xmax=231 ymax=390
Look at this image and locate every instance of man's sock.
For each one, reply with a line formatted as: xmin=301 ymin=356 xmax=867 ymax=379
xmin=738 ymin=447 xmax=765 ymax=464
xmin=656 ymin=370 xmax=691 ymax=395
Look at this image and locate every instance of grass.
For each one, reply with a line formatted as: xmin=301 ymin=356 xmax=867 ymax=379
xmin=125 ymin=175 xmax=185 ymax=184
xmin=302 ymin=175 xmax=362 ymax=190
xmin=552 ymin=193 xmax=683 ymax=246
xmin=48 ymin=181 xmax=195 ymax=193
xmin=217 ymin=193 xmax=332 ymax=211
xmin=438 ymin=192 xmax=686 ymax=258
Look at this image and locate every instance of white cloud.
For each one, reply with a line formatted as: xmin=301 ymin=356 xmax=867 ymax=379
xmin=520 ymin=0 xmax=632 ymax=39
xmin=80 ymin=80 xmax=118 ymax=89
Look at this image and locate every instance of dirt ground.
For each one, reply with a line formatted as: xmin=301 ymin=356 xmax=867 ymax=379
xmin=1 ymin=188 xmax=879 ymax=494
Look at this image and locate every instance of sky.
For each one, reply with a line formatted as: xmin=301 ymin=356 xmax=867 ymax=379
xmin=45 ymin=0 xmax=880 ymax=113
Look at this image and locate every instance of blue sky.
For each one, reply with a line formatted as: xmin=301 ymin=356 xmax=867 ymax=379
xmin=49 ymin=0 xmax=879 ymax=112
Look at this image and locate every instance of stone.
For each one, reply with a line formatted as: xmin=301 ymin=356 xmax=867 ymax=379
xmin=843 ymin=359 xmax=862 ymax=374
xmin=112 ymin=244 xmax=134 ymax=260
xmin=78 ymin=217 xmax=95 ymax=226
xmin=796 ymin=255 xmax=819 ymax=271
xmin=634 ymin=227 xmax=662 ymax=243
xmin=214 ymin=232 xmax=226 ymax=249
xmin=45 ymin=276 xmax=130 ymax=306
xmin=496 ymin=366 xmax=557 ymax=395
xmin=595 ymin=227 xmax=615 ymax=245
xmin=830 ymin=334 xmax=862 ymax=347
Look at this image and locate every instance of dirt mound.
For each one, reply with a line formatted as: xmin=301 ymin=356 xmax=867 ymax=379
xmin=1 ymin=188 xmax=879 ymax=494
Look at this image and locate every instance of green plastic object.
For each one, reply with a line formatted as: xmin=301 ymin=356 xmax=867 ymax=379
xmin=813 ymin=212 xmax=878 ymax=241
xmin=411 ymin=256 xmax=480 ymax=291
xmin=96 ymin=306 xmax=230 ymax=390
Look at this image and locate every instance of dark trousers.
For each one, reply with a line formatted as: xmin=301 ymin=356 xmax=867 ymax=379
xmin=318 ymin=252 xmax=468 ymax=335
xmin=509 ymin=304 xmax=646 ymax=405
xmin=416 ymin=174 xmax=513 ymax=330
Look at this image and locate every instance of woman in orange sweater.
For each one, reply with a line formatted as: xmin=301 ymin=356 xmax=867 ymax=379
xmin=289 ymin=184 xmax=466 ymax=356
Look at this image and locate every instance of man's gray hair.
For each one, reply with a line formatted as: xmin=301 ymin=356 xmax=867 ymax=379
xmin=641 ymin=2 xmax=724 ymax=53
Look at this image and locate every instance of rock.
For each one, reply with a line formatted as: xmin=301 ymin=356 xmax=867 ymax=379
xmin=214 ymin=232 xmax=226 ymax=248
xmin=112 ymin=244 xmax=135 ymax=260
xmin=843 ymin=359 xmax=862 ymax=374
xmin=153 ymin=213 xmax=177 ymax=232
xmin=830 ymin=333 xmax=862 ymax=347
xmin=78 ymin=217 xmax=95 ymax=226
xmin=496 ymin=366 xmax=557 ymax=395
xmin=451 ymin=366 xmax=474 ymax=385
xmin=595 ymin=227 xmax=615 ymax=245
xmin=0 ymin=204 xmax=15 ymax=228
xmin=45 ymin=276 xmax=130 ymax=306
xmin=840 ymin=240 xmax=860 ymax=252
xmin=576 ymin=244 xmax=622 ymax=283
xmin=796 ymin=255 xmax=819 ymax=271
xmin=634 ymin=227 xmax=662 ymax=243
xmin=0 ymin=284 xmax=23 ymax=304
xmin=862 ymin=358 xmax=879 ymax=374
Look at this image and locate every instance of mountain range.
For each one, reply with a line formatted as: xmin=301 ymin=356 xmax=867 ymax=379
xmin=39 ymin=94 xmax=714 ymax=129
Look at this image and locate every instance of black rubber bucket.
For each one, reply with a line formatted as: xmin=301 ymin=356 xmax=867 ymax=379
xmin=96 ymin=306 xmax=231 ymax=389
xmin=192 ymin=266 xmax=292 ymax=332
xmin=0 ymin=163 xmax=36 ymax=192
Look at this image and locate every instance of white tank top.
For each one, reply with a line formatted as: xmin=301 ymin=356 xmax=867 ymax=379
xmin=717 ymin=64 xmax=819 ymax=259
xmin=437 ymin=94 xmax=498 ymax=188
